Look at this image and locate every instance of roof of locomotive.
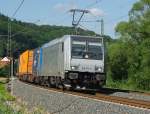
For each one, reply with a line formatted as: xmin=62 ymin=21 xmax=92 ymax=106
xmin=69 ymin=35 xmax=103 ymax=39
xmin=42 ymin=35 xmax=103 ymax=48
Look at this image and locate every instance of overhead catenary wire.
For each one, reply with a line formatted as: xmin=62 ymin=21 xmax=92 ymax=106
xmin=79 ymin=14 xmax=128 ymax=28
xmin=7 ymin=0 xmax=25 ymax=95
xmin=85 ymin=0 xmax=102 ymax=9
xmin=68 ymin=0 xmax=103 ymax=33
xmin=105 ymin=14 xmax=129 ymax=25
xmin=71 ymin=0 xmax=103 ymax=35
xmin=78 ymin=24 xmax=94 ymax=33
xmin=8 ymin=0 xmax=25 ymax=56
xmin=79 ymin=20 xmax=101 ymax=23
xmin=12 ymin=0 xmax=25 ymax=18
xmin=85 ymin=0 xmax=103 ymax=20
xmin=53 ymin=0 xmax=102 ymax=32
xmin=83 ymin=0 xmax=130 ymax=25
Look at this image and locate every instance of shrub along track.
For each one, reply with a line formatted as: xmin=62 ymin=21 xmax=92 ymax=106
xmin=20 ymin=80 xmax=150 ymax=110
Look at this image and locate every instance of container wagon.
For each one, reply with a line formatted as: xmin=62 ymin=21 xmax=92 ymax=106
xmin=18 ymin=50 xmax=34 ymax=82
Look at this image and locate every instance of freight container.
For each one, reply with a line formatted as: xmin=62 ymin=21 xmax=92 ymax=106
xmin=38 ymin=48 xmax=43 ymax=76
xmin=33 ymin=48 xmax=42 ymax=76
xmin=33 ymin=48 xmax=39 ymax=76
xmin=18 ymin=50 xmax=33 ymax=76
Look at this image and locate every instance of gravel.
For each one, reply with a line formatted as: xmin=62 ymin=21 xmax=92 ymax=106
xmin=11 ymin=79 xmax=150 ymax=114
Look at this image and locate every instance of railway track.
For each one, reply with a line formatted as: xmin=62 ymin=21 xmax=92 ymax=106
xmin=18 ymin=80 xmax=150 ymax=110
xmin=95 ymin=93 xmax=150 ymax=109
xmin=98 ymin=87 xmax=150 ymax=96
xmin=63 ymin=91 xmax=150 ymax=109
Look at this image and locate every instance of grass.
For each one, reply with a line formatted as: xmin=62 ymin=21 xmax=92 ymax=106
xmin=0 ymin=78 xmax=16 ymax=114
xmin=0 ymin=78 xmax=49 ymax=114
xmin=106 ymin=73 xmax=150 ymax=93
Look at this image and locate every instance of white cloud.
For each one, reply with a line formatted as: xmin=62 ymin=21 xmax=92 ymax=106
xmin=89 ymin=8 xmax=104 ymax=16
xmin=54 ymin=3 xmax=77 ymax=12
xmin=54 ymin=3 xmax=66 ymax=11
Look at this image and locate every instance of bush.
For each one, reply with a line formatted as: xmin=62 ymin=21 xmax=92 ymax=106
xmin=108 ymin=42 xmax=128 ymax=81
xmin=0 ymin=64 xmax=10 ymax=77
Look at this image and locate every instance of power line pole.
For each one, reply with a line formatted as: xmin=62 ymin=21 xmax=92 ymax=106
xmin=8 ymin=18 xmax=14 ymax=95
xmin=7 ymin=0 xmax=24 ymax=95
xmin=7 ymin=18 xmax=10 ymax=57
xmin=101 ymin=19 xmax=104 ymax=36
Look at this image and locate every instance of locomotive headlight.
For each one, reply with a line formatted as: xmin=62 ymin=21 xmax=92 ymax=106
xmin=95 ymin=66 xmax=103 ymax=72
xmin=71 ymin=66 xmax=78 ymax=70
xmin=71 ymin=66 xmax=75 ymax=70
xmin=98 ymin=68 xmax=102 ymax=71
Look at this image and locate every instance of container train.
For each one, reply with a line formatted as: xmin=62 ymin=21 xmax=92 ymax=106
xmin=18 ymin=35 xmax=106 ymax=90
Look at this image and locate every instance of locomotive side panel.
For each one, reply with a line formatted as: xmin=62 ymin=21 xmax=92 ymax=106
xmin=57 ymin=42 xmax=65 ymax=78
xmin=64 ymin=36 xmax=71 ymax=71
xmin=40 ymin=42 xmax=64 ymax=77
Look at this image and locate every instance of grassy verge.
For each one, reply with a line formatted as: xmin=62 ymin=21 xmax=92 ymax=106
xmin=0 ymin=78 xmax=16 ymax=114
xmin=106 ymin=73 xmax=150 ymax=93
xmin=0 ymin=78 xmax=49 ymax=114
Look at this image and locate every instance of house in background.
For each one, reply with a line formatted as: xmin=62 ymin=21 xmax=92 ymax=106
xmin=0 ymin=57 xmax=10 ymax=68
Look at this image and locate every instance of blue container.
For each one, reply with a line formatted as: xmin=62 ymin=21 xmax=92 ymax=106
xmin=38 ymin=48 xmax=43 ymax=76
xmin=33 ymin=48 xmax=41 ymax=76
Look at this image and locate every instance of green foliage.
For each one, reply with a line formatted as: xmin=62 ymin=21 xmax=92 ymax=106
xmin=0 ymin=65 xmax=10 ymax=77
xmin=107 ymin=0 xmax=150 ymax=91
xmin=0 ymin=83 xmax=15 ymax=101
xmin=108 ymin=42 xmax=128 ymax=80
xmin=0 ymin=82 xmax=15 ymax=114
xmin=0 ymin=82 xmax=47 ymax=114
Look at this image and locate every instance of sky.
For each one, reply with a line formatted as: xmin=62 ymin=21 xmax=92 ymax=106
xmin=0 ymin=0 xmax=138 ymax=38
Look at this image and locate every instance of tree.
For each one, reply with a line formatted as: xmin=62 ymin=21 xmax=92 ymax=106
xmin=108 ymin=42 xmax=128 ymax=80
xmin=112 ymin=0 xmax=150 ymax=90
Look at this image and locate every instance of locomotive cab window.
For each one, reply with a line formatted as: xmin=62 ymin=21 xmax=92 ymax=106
xmin=71 ymin=41 xmax=86 ymax=59
xmin=88 ymin=42 xmax=103 ymax=60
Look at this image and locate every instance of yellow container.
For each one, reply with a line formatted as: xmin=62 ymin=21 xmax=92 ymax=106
xmin=19 ymin=50 xmax=33 ymax=75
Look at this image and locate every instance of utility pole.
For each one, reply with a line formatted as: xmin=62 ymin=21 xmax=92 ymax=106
xmin=7 ymin=0 xmax=24 ymax=95
xmin=7 ymin=18 xmax=10 ymax=57
xmin=100 ymin=19 xmax=104 ymax=36
xmin=8 ymin=18 xmax=13 ymax=95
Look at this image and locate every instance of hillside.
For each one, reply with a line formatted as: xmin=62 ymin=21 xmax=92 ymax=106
xmin=0 ymin=13 xmax=112 ymax=59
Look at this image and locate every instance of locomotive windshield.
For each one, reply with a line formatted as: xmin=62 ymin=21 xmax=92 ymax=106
xmin=71 ymin=41 xmax=86 ymax=59
xmin=71 ymin=37 xmax=103 ymax=60
xmin=88 ymin=42 xmax=103 ymax=60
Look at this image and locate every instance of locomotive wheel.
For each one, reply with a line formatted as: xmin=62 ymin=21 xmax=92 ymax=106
xmin=50 ymin=77 xmax=56 ymax=87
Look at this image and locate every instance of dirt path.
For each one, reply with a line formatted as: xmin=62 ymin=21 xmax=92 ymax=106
xmin=0 ymin=77 xmax=8 ymax=83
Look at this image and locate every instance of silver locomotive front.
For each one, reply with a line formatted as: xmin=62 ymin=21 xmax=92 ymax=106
xmin=65 ymin=35 xmax=106 ymax=89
